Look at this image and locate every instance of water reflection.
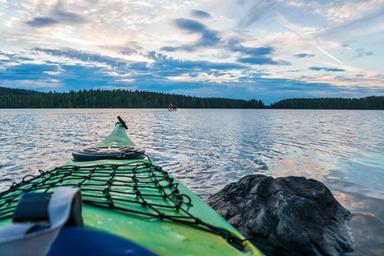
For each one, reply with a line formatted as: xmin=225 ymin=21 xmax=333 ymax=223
xmin=333 ymin=191 xmax=384 ymax=255
xmin=0 ymin=109 xmax=383 ymax=254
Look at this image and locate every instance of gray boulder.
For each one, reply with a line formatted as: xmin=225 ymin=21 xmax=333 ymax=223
xmin=207 ymin=175 xmax=354 ymax=256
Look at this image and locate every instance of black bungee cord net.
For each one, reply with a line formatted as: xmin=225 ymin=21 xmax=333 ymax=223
xmin=0 ymin=154 xmax=248 ymax=252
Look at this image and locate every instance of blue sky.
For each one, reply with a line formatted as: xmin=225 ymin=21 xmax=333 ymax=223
xmin=0 ymin=0 xmax=383 ymax=104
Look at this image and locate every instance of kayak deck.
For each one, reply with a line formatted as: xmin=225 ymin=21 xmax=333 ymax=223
xmin=0 ymin=158 xmax=258 ymax=255
xmin=0 ymin=120 xmax=262 ymax=255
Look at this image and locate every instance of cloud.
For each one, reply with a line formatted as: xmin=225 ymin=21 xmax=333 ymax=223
xmin=164 ymin=18 xmax=288 ymax=68
xmin=0 ymin=63 xmax=59 ymax=80
xmin=228 ymin=40 xmax=274 ymax=55
xmin=52 ymin=4 xmax=84 ymax=23
xmin=147 ymin=51 xmax=245 ymax=73
xmin=274 ymin=12 xmax=344 ymax=65
xmin=175 ymin=18 xmax=220 ymax=47
xmin=294 ymin=53 xmax=315 ymax=58
xmin=162 ymin=18 xmax=220 ymax=51
xmin=0 ymin=51 xmax=16 ymax=60
xmin=33 ymin=47 xmax=126 ymax=67
xmin=120 ymin=48 xmax=138 ymax=55
xmin=160 ymin=46 xmax=178 ymax=52
xmin=26 ymin=3 xmax=85 ymax=27
xmin=175 ymin=18 xmax=205 ymax=33
xmin=243 ymin=47 xmax=273 ymax=55
xmin=355 ymin=48 xmax=373 ymax=58
xmin=26 ymin=17 xmax=59 ymax=27
xmin=58 ymin=64 xmax=128 ymax=89
xmin=31 ymin=47 xmax=245 ymax=84
xmin=1 ymin=49 xmax=381 ymax=104
xmin=228 ymin=40 xmax=289 ymax=65
xmin=309 ymin=66 xmax=345 ymax=72
xmin=0 ymin=62 xmax=62 ymax=89
xmin=238 ymin=0 xmax=278 ymax=26
xmin=321 ymin=1 xmax=384 ymax=36
xmin=37 ymin=47 xmax=245 ymax=72
xmin=191 ymin=10 xmax=211 ymax=18
xmin=0 ymin=59 xmax=134 ymax=91
xmin=238 ymin=56 xmax=290 ymax=65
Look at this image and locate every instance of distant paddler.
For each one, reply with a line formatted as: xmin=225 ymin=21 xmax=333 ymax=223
xmin=168 ymin=103 xmax=177 ymax=111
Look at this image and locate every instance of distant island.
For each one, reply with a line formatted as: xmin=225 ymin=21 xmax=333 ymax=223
xmin=271 ymin=97 xmax=384 ymax=110
xmin=0 ymin=86 xmax=383 ymax=109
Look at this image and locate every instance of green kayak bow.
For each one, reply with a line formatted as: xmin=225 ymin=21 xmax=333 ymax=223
xmin=0 ymin=117 xmax=263 ymax=256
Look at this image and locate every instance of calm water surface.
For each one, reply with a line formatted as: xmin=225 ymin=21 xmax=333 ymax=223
xmin=0 ymin=109 xmax=383 ymax=255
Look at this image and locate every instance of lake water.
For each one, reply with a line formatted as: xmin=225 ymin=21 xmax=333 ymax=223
xmin=0 ymin=109 xmax=383 ymax=255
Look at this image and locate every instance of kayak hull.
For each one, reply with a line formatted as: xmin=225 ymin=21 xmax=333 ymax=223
xmin=0 ymin=121 xmax=262 ymax=256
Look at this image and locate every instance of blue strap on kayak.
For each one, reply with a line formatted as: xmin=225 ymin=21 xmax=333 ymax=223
xmin=48 ymin=227 xmax=157 ymax=256
xmin=13 ymin=192 xmax=51 ymax=223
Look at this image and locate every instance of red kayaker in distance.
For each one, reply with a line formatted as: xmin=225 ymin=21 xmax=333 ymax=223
xmin=168 ymin=103 xmax=177 ymax=111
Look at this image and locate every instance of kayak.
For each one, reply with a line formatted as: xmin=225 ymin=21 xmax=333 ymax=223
xmin=167 ymin=103 xmax=177 ymax=111
xmin=0 ymin=117 xmax=263 ymax=256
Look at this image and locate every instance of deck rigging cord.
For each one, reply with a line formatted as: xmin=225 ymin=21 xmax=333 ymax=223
xmin=0 ymin=155 xmax=250 ymax=252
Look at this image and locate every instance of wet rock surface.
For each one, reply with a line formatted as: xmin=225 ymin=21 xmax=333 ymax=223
xmin=207 ymin=175 xmax=355 ymax=256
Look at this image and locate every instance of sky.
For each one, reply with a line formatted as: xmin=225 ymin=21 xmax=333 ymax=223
xmin=0 ymin=0 xmax=383 ymax=104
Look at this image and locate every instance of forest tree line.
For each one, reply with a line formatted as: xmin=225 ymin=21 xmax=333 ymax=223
xmin=0 ymin=87 xmax=264 ymax=108
xmin=1 ymin=87 xmax=383 ymax=109
xmin=270 ymin=96 xmax=384 ymax=110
